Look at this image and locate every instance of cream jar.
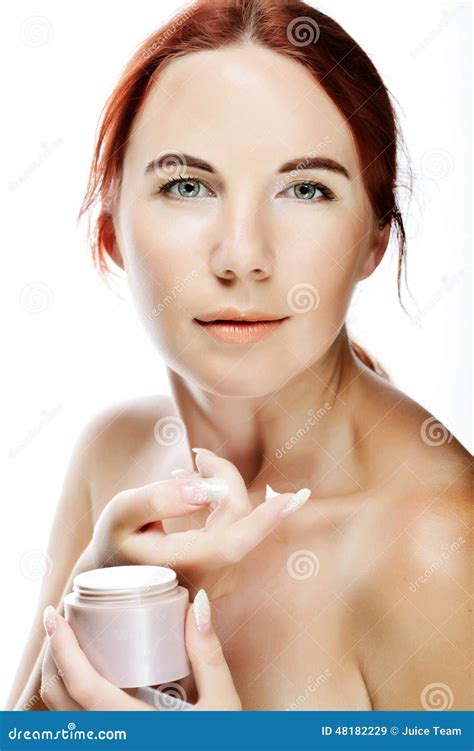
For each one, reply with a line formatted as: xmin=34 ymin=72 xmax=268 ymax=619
xmin=64 ymin=565 xmax=191 ymax=688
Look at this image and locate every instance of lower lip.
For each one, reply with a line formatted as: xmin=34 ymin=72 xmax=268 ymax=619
xmin=194 ymin=318 xmax=288 ymax=343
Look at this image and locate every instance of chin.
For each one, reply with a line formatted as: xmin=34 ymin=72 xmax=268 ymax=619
xmin=189 ymin=362 xmax=303 ymax=399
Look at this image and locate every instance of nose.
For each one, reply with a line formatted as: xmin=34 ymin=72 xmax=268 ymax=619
xmin=209 ymin=199 xmax=273 ymax=282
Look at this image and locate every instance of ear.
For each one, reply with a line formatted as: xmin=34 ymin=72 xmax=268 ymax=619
xmin=100 ymin=211 xmax=126 ymax=271
xmin=356 ymin=222 xmax=391 ymax=282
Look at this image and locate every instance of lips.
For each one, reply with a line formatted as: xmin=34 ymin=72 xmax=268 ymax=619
xmin=194 ymin=317 xmax=289 ymax=344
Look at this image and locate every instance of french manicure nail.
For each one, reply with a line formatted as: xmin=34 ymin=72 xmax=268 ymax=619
xmin=279 ymin=488 xmax=311 ymax=518
xmin=193 ymin=589 xmax=212 ymax=633
xmin=180 ymin=476 xmax=229 ymax=504
xmin=265 ymin=483 xmax=281 ymax=501
xmin=43 ymin=605 xmax=57 ymax=637
xmin=191 ymin=447 xmax=217 ymax=456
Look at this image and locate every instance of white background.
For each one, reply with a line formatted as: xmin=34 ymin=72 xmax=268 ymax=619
xmin=1 ymin=0 xmax=472 ymax=706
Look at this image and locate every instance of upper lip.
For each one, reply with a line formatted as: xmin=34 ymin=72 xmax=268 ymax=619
xmin=195 ymin=308 xmax=288 ymax=323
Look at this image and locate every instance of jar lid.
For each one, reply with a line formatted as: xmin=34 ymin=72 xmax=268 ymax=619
xmin=73 ymin=565 xmax=178 ymax=602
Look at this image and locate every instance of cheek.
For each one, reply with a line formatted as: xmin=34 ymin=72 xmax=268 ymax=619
xmin=278 ymin=210 xmax=366 ymax=350
xmin=121 ymin=202 xmax=202 ymax=312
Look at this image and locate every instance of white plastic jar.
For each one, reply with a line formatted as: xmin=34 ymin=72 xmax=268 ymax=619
xmin=64 ymin=565 xmax=191 ymax=688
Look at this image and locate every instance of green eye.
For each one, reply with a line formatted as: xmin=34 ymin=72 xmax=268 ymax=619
xmin=157 ymin=176 xmax=211 ymax=199
xmin=285 ymin=182 xmax=333 ymax=201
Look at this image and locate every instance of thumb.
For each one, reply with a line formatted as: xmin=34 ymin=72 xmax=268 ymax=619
xmin=185 ymin=589 xmax=242 ymax=710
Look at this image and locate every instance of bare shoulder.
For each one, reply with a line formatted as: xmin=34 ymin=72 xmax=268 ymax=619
xmin=81 ymin=393 xmax=178 ymax=517
xmin=354 ymin=367 xmax=472 ymax=491
xmin=346 ymin=375 xmax=472 ymax=708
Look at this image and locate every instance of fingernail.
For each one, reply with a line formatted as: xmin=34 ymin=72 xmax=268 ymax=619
xmin=191 ymin=447 xmax=218 ymax=457
xmin=279 ymin=488 xmax=311 ymax=518
xmin=171 ymin=468 xmax=196 ymax=478
xmin=43 ymin=605 xmax=57 ymax=637
xmin=193 ymin=589 xmax=212 ymax=633
xmin=265 ymin=483 xmax=281 ymax=501
xmin=180 ymin=476 xmax=229 ymax=504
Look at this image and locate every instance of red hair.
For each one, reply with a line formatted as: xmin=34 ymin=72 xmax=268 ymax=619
xmin=79 ymin=0 xmax=411 ymax=380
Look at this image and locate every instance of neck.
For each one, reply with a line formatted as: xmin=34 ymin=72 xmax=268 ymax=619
xmin=167 ymin=326 xmax=365 ymax=493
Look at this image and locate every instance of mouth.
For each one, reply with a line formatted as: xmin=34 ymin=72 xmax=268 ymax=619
xmin=193 ymin=312 xmax=290 ymax=344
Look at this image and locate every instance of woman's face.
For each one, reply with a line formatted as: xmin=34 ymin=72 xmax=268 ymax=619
xmin=111 ymin=44 xmax=387 ymax=397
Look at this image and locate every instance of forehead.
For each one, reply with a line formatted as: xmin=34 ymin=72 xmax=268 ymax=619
xmin=125 ymin=44 xmax=358 ymax=177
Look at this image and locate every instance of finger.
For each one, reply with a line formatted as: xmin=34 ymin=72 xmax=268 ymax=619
xmin=43 ymin=607 xmax=154 ymax=711
xmin=192 ymin=449 xmax=252 ymax=529
xmin=109 ymin=473 xmax=230 ymax=535
xmin=220 ymin=486 xmax=312 ymax=561
xmin=185 ymin=590 xmax=241 ymax=710
xmin=123 ymin=487 xmax=310 ymax=570
xmin=41 ymin=642 xmax=82 ymax=710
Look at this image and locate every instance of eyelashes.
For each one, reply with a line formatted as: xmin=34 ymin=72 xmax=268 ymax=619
xmin=154 ymin=173 xmax=336 ymax=202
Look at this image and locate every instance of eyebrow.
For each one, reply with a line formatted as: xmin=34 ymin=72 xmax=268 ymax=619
xmin=145 ymin=152 xmax=350 ymax=179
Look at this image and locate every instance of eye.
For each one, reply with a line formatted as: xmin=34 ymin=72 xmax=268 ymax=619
xmin=155 ymin=175 xmax=214 ymax=200
xmin=282 ymin=181 xmax=335 ymax=201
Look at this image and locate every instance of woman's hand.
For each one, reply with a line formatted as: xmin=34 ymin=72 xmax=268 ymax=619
xmin=40 ymin=590 xmax=241 ymax=710
xmin=86 ymin=447 xmax=311 ymax=599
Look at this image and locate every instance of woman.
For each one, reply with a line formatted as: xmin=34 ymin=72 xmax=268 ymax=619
xmin=7 ymin=0 xmax=471 ymax=711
